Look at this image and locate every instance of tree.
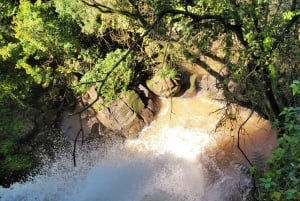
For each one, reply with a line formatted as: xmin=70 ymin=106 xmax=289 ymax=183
xmin=79 ymin=0 xmax=299 ymax=132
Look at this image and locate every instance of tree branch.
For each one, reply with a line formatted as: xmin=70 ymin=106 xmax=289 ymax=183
xmin=237 ymin=109 xmax=254 ymax=166
xmin=72 ymin=112 xmax=84 ymax=167
xmin=237 ymin=109 xmax=260 ymax=201
xmin=81 ymin=0 xmax=149 ymax=27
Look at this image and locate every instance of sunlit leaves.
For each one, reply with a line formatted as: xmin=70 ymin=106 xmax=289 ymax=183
xmin=259 ymin=81 xmax=300 ymax=200
xmin=10 ymin=0 xmax=81 ymax=87
xmin=290 ymin=80 xmax=300 ymax=96
xmin=283 ymin=11 xmax=296 ymax=21
xmin=53 ymin=0 xmax=101 ymax=34
xmin=75 ymin=49 xmax=136 ymax=103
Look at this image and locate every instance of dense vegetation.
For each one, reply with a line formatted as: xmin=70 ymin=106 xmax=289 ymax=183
xmin=0 ymin=0 xmax=299 ymax=199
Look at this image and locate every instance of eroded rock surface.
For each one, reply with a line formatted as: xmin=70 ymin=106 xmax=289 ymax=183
xmin=61 ymin=88 xmax=159 ymax=141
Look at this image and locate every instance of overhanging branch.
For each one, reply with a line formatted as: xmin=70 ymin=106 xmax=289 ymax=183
xmin=81 ymin=0 xmax=149 ymax=27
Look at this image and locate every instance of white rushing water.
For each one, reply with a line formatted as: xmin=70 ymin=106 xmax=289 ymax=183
xmin=1 ymin=94 xmax=270 ymax=201
xmin=0 ymin=124 xmax=250 ymax=201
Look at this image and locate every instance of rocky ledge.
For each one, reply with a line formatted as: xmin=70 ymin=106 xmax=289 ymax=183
xmin=60 ymin=72 xmax=201 ymax=143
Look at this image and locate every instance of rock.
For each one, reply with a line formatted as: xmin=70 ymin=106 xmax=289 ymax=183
xmin=182 ymin=74 xmax=199 ymax=98
xmin=99 ymin=100 xmax=135 ymax=130
xmin=139 ymin=108 xmax=154 ymax=125
xmin=146 ymin=75 xmax=181 ymax=98
xmin=96 ymin=91 xmax=153 ymax=138
xmin=82 ymin=87 xmax=104 ymax=111
xmin=147 ymin=99 xmax=159 ymax=113
xmin=121 ymin=117 xmax=145 ymax=138
xmin=121 ymin=90 xmax=145 ymax=114
xmin=78 ymin=89 xmax=158 ymax=139
xmin=86 ymin=122 xmax=124 ymax=144
xmin=138 ymin=84 xmax=155 ymax=98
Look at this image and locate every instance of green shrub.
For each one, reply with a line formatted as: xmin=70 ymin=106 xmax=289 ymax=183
xmin=259 ymin=80 xmax=300 ymax=201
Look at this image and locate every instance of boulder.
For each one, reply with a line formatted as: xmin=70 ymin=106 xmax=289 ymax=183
xmin=95 ymin=90 xmax=157 ymax=138
xmin=121 ymin=90 xmax=145 ymax=114
xmin=100 ymin=100 xmax=136 ymax=130
xmin=86 ymin=122 xmax=124 ymax=144
xmin=139 ymin=108 xmax=155 ymax=125
xmin=146 ymin=75 xmax=181 ymax=98
xmin=147 ymin=99 xmax=159 ymax=113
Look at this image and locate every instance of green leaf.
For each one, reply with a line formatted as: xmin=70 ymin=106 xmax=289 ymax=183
xmin=290 ymin=80 xmax=300 ymax=96
xmin=271 ymin=191 xmax=281 ymax=200
xmin=283 ymin=11 xmax=295 ymax=21
xmin=263 ymin=37 xmax=274 ymax=51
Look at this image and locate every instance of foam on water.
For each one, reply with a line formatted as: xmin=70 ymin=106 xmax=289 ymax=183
xmin=0 ymin=125 xmax=249 ymax=201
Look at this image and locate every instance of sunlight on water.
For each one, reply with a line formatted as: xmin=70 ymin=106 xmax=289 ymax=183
xmin=0 ymin=125 xmax=247 ymax=201
xmin=126 ymin=126 xmax=213 ymax=161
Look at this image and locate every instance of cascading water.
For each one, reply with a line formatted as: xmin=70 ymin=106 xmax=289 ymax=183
xmin=0 ymin=94 xmax=276 ymax=201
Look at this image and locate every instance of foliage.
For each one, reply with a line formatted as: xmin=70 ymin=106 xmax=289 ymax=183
xmin=72 ymin=0 xmax=299 ymax=123
xmin=0 ymin=1 xmax=33 ymax=102
xmin=75 ymin=49 xmax=136 ymax=103
xmin=0 ymin=101 xmax=36 ymax=186
xmin=1 ymin=155 xmax=34 ymax=172
xmin=158 ymin=65 xmax=178 ymax=79
xmin=259 ymin=81 xmax=300 ymax=201
xmin=12 ymin=0 xmax=81 ymax=87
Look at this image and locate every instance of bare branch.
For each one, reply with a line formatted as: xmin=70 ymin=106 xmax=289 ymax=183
xmin=237 ymin=109 xmax=254 ymax=166
xmin=72 ymin=113 xmax=84 ymax=167
xmin=81 ymin=0 xmax=149 ymax=27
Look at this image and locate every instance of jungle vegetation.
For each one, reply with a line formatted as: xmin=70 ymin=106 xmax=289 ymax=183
xmin=0 ymin=0 xmax=299 ymax=200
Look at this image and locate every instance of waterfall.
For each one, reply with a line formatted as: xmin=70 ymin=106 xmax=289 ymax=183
xmin=0 ymin=95 xmax=276 ymax=201
xmin=0 ymin=127 xmax=248 ymax=201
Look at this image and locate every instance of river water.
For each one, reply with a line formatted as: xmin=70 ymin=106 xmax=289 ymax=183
xmin=0 ymin=92 xmax=276 ymax=201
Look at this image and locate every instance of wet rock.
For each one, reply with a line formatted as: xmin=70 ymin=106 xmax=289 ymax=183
xmin=86 ymin=122 xmax=124 ymax=144
xmin=139 ymin=108 xmax=154 ymax=125
xmin=147 ymin=99 xmax=159 ymax=113
xmin=121 ymin=116 xmax=145 ymax=138
xmin=69 ymin=89 xmax=159 ymax=141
